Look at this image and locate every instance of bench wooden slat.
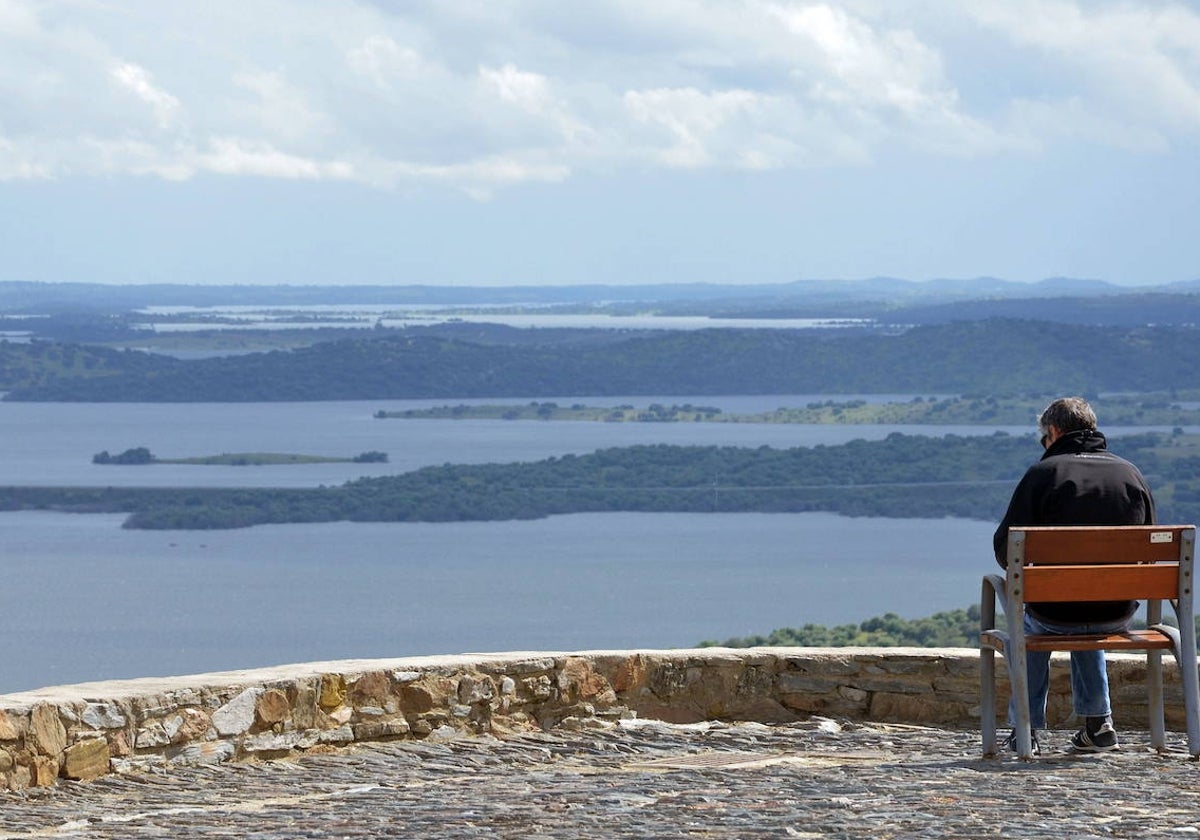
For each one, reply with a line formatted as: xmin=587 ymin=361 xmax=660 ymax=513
xmin=1022 ymin=563 xmax=1180 ymax=602
xmin=1021 ymin=525 xmax=1190 ymax=566
xmin=980 ymin=628 xmax=1175 ymax=653
xmin=1024 ymin=630 xmax=1175 ymax=652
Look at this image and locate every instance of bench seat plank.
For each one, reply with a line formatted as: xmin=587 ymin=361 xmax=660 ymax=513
xmin=981 ymin=629 xmax=1175 ymax=653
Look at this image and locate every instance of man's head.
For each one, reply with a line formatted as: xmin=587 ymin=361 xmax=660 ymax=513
xmin=1038 ymin=396 xmax=1098 ymax=445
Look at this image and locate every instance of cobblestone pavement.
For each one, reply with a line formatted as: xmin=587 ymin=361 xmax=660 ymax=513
xmin=2 ymin=719 xmax=1199 ymax=839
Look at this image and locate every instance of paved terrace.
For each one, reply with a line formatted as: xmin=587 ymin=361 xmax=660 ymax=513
xmin=2 ymin=649 xmax=1198 ymax=837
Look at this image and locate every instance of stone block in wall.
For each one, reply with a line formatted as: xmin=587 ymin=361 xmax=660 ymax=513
xmin=0 ymin=711 xmax=20 ymax=741
xmin=172 ymin=708 xmax=212 ymax=744
xmin=521 ymin=675 xmax=554 ymax=703
xmin=849 ymin=675 xmax=932 ymax=695
xmin=870 ymin=692 xmax=969 ymax=724
xmin=107 ymin=729 xmax=132 ymax=758
xmin=9 ymin=763 xmax=32 ymax=792
xmin=646 ymin=660 xmax=697 ymax=700
xmin=608 ymin=654 xmax=649 ymax=694
xmin=212 ymin=688 xmax=262 ymax=736
xmin=869 ymin=656 xmax=947 ymax=675
xmin=352 ymin=720 xmax=410 ymax=740
xmin=779 ymin=686 xmax=869 ymax=718
xmin=780 ymin=654 xmax=862 ymax=677
xmin=319 ymin=674 xmax=347 ymax=711
xmin=31 ymin=754 xmax=58 ymax=787
xmin=131 ymin=693 xmax=179 ymax=719
xmin=30 ymin=704 xmax=66 ymax=757
xmin=405 ymin=675 xmax=457 ymax=713
xmin=777 ymin=673 xmax=844 ymax=695
xmin=62 ymin=738 xmax=110 ymax=782
xmin=478 ymin=657 xmax=557 ymax=676
xmin=135 ymin=722 xmax=170 ymax=749
xmin=350 ymin=672 xmax=392 ymax=707
xmin=318 ymin=724 xmax=355 ymax=744
xmin=558 ymin=658 xmax=616 ymax=707
xmin=243 ymin=731 xmax=315 ymax=755
xmin=256 ymin=689 xmax=291 ymax=728
xmin=81 ymin=702 xmax=128 ymax=730
xmin=458 ymin=674 xmax=496 ymax=706
xmin=292 ymin=681 xmax=320 ymax=730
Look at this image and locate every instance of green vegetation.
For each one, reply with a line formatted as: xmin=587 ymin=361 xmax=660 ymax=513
xmin=8 ymin=320 xmax=1200 ymax=401
xmin=699 ymin=606 xmax=983 ymax=648
xmin=92 ymin=447 xmax=154 ymax=465
xmin=8 ymin=430 xmax=1199 ymax=529
xmin=698 ymin=605 xmax=1194 ymax=648
xmin=92 ymin=447 xmax=387 ymax=466
xmin=380 ymin=395 xmax=1200 ymax=427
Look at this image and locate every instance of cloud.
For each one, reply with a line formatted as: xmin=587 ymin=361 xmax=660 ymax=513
xmin=345 ymin=35 xmax=425 ymax=89
xmin=967 ymin=1 xmax=1200 ymax=138
xmin=0 ymin=0 xmax=1196 ymax=194
xmin=199 ymin=137 xmax=353 ymax=181
xmin=110 ymin=61 xmax=181 ymax=130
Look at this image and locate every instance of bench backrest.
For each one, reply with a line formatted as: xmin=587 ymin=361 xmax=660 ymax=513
xmin=1008 ymin=525 xmax=1196 ymax=604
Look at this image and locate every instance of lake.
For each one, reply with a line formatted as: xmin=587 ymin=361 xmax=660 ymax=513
xmin=0 ymin=509 xmax=994 ymax=693
xmin=0 ymin=396 xmax=1163 ymax=693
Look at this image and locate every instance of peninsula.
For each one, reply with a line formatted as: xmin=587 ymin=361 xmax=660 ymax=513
xmin=375 ymin=394 xmax=1200 ymax=427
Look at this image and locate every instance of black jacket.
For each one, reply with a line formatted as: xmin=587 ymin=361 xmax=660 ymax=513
xmin=993 ymin=429 xmax=1156 ymax=624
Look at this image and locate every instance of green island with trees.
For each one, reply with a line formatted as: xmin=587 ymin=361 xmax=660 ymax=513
xmin=377 ymin=394 xmax=1200 ymax=426
xmin=92 ymin=447 xmax=387 ymax=466
xmin=6 ymin=430 xmax=1200 ymax=530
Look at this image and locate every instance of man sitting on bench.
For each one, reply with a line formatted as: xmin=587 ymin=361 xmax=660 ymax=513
xmin=994 ymin=396 xmax=1156 ymax=753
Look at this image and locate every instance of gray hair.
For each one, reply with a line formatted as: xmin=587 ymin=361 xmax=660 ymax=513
xmin=1038 ymin=396 xmax=1098 ymax=437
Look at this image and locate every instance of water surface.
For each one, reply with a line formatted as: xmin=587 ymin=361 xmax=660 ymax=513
xmin=0 ymin=510 xmax=994 ymax=693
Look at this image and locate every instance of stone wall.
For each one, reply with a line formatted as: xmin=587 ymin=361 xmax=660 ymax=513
xmin=0 ymin=647 xmax=1190 ymax=790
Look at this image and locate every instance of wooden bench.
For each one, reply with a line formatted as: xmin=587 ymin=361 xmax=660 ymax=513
xmin=980 ymin=524 xmax=1200 ymax=759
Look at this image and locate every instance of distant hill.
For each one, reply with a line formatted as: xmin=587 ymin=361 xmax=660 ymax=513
xmin=4 ymin=319 xmax=1200 ymax=401
xmin=2 ymin=276 xmax=1190 ymax=314
xmin=871 ymin=293 xmax=1200 ymax=327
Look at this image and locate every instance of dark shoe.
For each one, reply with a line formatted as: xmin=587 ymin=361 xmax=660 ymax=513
xmin=1069 ymin=718 xmax=1119 ymax=753
xmin=1001 ymin=729 xmax=1041 ymax=756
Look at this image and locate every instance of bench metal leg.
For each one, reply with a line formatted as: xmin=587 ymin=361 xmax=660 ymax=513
xmin=1179 ymin=632 xmax=1200 ymax=757
xmin=981 ymin=646 xmax=997 ymax=756
xmin=1007 ymin=620 xmax=1034 ymax=758
xmin=1147 ymin=649 xmax=1166 ymax=752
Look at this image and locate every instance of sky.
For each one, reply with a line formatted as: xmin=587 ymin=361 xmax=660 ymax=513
xmin=1 ymin=0 xmax=1198 ymax=288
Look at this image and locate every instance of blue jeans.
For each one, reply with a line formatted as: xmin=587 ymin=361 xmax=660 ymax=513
xmin=1008 ymin=611 xmax=1133 ymax=729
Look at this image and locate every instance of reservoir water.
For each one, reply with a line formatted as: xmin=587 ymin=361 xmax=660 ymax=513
xmin=0 ymin=397 xmax=1170 ymax=693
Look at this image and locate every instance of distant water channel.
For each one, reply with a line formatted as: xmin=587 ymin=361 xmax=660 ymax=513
xmin=3 ymin=395 xmax=1028 ymax=488
xmin=0 ymin=396 xmax=1182 ymax=693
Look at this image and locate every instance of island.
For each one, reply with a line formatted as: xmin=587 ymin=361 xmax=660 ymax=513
xmin=2 ymin=430 xmax=1189 ymax=530
xmin=375 ymin=394 xmax=1200 ymax=427
xmin=93 ymin=447 xmax=388 ymax=465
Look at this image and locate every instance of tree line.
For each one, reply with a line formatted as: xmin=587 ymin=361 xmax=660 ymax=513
xmin=699 ymin=604 xmax=1196 ymax=648
xmin=6 ymin=319 xmax=1200 ymax=400
xmin=3 ymin=431 xmax=1197 ymax=530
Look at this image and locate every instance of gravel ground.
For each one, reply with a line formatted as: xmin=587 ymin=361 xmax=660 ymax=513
xmin=2 ymin=719 xmax=1197 ymax=839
